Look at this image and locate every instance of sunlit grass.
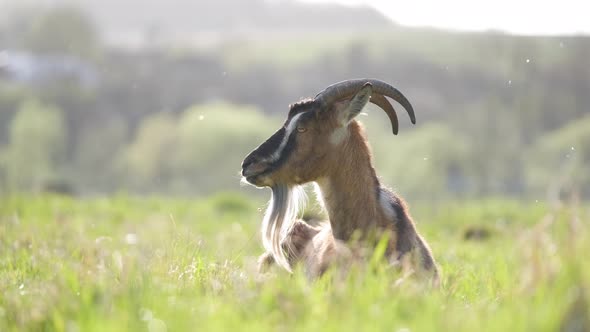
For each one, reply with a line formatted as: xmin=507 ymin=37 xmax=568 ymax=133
xmin=0 ymin=194 xmax=588 ymax=331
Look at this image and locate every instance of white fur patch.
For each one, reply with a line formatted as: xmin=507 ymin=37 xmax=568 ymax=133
xmin=261 ymin=185 xmax=307 ymax=272
xmin=379 ymin=191 xmax=397 ymax=220
xmin=267 ymin=112 xmax=304 ymax=162
xmin=329 ymin=126 xmax=349 ymax=145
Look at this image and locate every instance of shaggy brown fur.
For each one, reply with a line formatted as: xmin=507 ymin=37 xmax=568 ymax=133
xmin=257 ymin=220 xmax=352 ymax=279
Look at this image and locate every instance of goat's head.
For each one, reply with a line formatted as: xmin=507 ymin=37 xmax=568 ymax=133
xmin=241 ymin=79 xmax=416 ymax=188
xmin=241 ymin=79 xmax=416 ymax=271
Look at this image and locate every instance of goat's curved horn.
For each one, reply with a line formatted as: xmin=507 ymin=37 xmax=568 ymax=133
xmin=370 ymin=94 xmax=399 ymax=135
xmin=314 ymin=79 xmax=416 ymax=133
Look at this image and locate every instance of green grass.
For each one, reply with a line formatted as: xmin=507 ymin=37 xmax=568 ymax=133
xmin=1 ymin=194 xmax=589 ymax=331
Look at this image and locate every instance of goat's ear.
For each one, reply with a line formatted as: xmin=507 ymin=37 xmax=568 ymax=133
xmin=337 ymin=83 xmax=373 ymax=126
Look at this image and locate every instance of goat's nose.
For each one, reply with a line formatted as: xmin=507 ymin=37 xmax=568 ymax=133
xmin=241 ymin=154 xmax=258 ymax=171
xmin=242 ymin=156 xmax=269 ymax=177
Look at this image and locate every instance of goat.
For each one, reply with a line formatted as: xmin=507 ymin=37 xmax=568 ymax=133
xmin=241 ymin=79 xmax=439 ymax=283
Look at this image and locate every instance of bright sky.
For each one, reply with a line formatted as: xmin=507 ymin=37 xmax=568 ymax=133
xmin=301 ymin=0 xmax=589 ymax=35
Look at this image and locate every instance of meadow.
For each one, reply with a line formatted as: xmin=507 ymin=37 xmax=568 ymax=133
xmin=1 ymin=193 xmax=589 ymax=331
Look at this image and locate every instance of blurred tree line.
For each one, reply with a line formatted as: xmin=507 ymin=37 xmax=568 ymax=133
xmin=0 ymin=5 xmax=589 ymax=200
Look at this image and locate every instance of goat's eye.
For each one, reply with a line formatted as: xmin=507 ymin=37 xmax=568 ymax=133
xmin=296 ymin=127 xmax=307 ymax=133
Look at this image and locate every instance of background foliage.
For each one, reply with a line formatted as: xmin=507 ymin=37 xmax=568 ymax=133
xmin=0 ymin=4 xmax=588 ymax=199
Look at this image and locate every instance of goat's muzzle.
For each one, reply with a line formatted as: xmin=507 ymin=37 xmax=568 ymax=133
xmin=242 ymin=127 xmax=287 ymax=185
xmin=241 ymin=154 xmax=271 ymax=185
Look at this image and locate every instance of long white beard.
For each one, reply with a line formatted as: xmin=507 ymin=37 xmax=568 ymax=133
xmin=261 ymin=184 xmax=306 ymax=272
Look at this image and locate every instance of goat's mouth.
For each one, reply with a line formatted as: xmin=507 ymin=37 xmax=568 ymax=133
xmin=242 ymin=167 xmax=274 ymax=187
xmin=245 ymin=174 xmax=261 ymax=184
xmin=243 ymin=174 xmax=273 ymax=188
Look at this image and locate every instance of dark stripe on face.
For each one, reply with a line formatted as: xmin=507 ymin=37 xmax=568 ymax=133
xmin=242 ymin=126 xmax=286 ymax=172
xmin=243 ymin=112 xmax=303 ymax=176
xmin=269 ymin=129 xmax=297 ymax=170
xmin=254 ymin=127 xmax=286 ymax=159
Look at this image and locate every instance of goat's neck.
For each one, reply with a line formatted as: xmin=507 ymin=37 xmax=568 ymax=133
xmin=315 ymin=123 xmax=390 ymax=241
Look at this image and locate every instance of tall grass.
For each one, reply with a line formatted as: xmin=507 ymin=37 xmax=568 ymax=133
xmin=0 ymin=194 xmax=588 ymax=331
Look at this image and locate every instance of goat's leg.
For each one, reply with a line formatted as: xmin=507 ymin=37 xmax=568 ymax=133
xmin=257 ymin=251 xmax=276 ymax=272
xmin=257 ymin=219 xmax=321 ymax=273
xmin=390 ymin=235 xmax=440 ymax=287
xmin=257 ymin=221 xmax=355 ymax=280
xmin=415 ymin=234 xmax=440 ymax=287
xmin=302 ymin=225 xmax=353 ymax=279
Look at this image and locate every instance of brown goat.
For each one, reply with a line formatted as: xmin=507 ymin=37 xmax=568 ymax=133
xmin=242 ymin=79 xmax=439 ymax=283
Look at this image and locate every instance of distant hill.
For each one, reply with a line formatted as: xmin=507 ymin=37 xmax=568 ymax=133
xmin=0 ymin=0 xmax=393 ymax=46
xmin=1 ymin=0 xmax=590 ymax=197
